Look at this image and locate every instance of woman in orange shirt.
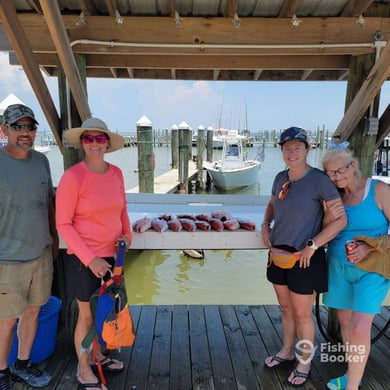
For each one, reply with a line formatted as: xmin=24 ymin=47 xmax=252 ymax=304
xmin=56 ymin=118 xmax=132 ymax=390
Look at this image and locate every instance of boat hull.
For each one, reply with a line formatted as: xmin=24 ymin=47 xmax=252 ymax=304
xmin=204 ymin=161 xmax=260 ymax=191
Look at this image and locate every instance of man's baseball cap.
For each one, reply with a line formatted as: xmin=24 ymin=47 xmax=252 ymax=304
xmin=2 ymin=104 xmax=39 ymax=125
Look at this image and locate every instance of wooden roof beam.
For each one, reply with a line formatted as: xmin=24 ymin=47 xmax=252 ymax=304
xmin=171 ymin=68 xmax=176 ymax=79
xmin=225 ymin=0 xmax=238 ymax=18
xmin=127 ymin=67 xmax=134 ymax=78
xmin=21 ymin=53 xmax=350 ymax=70
xmin=279 ymin=0 xmax=303 ymax=18
xmin=301 ymin=69 xmax=313 ymax=80
xmin=213 ymin=69 xmax=220 ymax=80
xmin=334 ymin=41 xmax=390 ymax=141
xmin=254 ymin=69 xmax=263 ymax=80
xmin=169 ymin=0 xmax=177 ymax=17
xmin=0 ymin=1 xmax=63 ymax=150
xmin=39 ymin=0 xmax=91 ymax=121
xmin=377 ymin=104 xmax=390 ymax=146
xmin=337 ymin=70 xmax=349 ymax=80
xmin=78 ymin=0 xmax=97 ymax=16
xmin=104 ymin=0 xmax=118 ymax=17
xmin=26 ymin=0 xmax=42 ymax=14
xmin=341 ymin=0 xmax=374 ymax=17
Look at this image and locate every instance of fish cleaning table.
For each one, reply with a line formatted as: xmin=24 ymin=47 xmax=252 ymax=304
xmin=126 ymin=193 xmax=268 ymax=250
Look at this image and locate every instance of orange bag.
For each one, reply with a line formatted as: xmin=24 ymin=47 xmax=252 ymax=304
xmin=269 ymin=247 xmax=301 ymax=269
xmin=82 ymin=241 xmax=135 ymax=385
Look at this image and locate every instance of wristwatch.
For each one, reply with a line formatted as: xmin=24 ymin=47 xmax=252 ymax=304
xmin=307 ymin=239 xmax=318 ymax=250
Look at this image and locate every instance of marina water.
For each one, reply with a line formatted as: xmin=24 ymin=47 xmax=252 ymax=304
xmin=46 ymin=144 xmax=389 ymax=305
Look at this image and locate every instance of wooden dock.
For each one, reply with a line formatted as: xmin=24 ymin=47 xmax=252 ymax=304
xmin=13 ymin=304 xmax=389 ymax=390
xmin=127 ymin=163 xmax=198 ymax=194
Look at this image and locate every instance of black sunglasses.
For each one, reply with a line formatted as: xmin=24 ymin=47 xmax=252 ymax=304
xmin=10 ymin=123 xmax=37 ymax=132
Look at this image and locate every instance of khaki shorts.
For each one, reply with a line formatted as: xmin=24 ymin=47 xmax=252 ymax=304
xmin=0 ymin=247 xmax=53 ymax=320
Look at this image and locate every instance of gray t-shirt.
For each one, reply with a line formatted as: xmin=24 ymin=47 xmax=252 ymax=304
xmin=0 ymin=149 xmax=54 ymax=263
xmin=270 ymin=167 xmax=340 ymax=251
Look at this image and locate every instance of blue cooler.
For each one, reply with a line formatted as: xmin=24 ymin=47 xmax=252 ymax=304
xmin=8 ymin=296 xmax=62 ymax=365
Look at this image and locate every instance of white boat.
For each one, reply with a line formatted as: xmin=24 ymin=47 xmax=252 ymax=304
xmin=212 ymin=127 xmax=228 ymax=149
xmin=204 ymin=130 xmax=264 ymax=191
xmin=34 ymin=145 xmax=51 ymax=154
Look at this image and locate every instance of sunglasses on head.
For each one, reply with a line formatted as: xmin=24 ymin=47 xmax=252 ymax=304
xmin=81 ymin=134 xmax=108 ymax=144
xmin=10 ymin=123 xmax=37 ymax=132
xmin=278 ymin=181 xmax=291 ymax=200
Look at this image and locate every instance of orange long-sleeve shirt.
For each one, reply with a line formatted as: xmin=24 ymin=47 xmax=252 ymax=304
xmin=56 ymin=161 xmax=132 ymax=266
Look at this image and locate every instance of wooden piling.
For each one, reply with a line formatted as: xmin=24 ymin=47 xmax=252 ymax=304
xmin=171 ymin=124 xmax=178 ymax=169
xmin=136 ymin=115 xmax=154 ymax=193
xmin=178 ymin=121 xmax=191 ymax=193
xmin=197 ymin=125 xmax=205 ymax=189
xmin=206 ymin=126 xmax=213 ymax=162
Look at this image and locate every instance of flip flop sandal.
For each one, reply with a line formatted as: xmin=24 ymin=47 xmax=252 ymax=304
xmin=287 ymin=368 xmax=310 ymax=387
xmin=98 ymin=357 xmax=124 ymax=372
xmin=77 ymin=378 xmax=105 ymax=390
xmin=264 ymin=355 xmax=295 ymax=368
xmin=327 ymin=374 xmax=362 ymax=390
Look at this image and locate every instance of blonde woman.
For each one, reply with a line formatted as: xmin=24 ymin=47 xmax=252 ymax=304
xmin=322 ymin=147 xmax=390 ymax=390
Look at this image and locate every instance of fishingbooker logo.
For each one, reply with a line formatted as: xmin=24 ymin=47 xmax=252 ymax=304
xmin=295 ymin=339 xmax=316 ymax=365
xmin=320 ymin=342 xmax=366 ymax=363
xmin=294 ymin=340 xmax=366 ymax=364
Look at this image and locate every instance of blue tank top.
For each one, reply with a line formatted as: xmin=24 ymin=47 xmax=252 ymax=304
xmin=327 ymin=179 xmax=389 ymax=264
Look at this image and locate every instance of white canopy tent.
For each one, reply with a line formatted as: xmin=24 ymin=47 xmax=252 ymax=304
xmin=0 ymin=93 xmax=25 ymax=115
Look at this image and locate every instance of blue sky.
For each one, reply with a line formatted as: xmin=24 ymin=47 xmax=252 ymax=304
xmin=1 ymin=52 xmax=389 ymax=135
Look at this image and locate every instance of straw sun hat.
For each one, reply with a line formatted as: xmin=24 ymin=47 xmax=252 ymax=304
xmin=64 ymin=117 xmax=124 ymax=153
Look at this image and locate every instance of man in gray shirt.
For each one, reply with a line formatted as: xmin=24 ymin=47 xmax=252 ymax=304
xmin=0 ymin=104 xmax=58 ymax=389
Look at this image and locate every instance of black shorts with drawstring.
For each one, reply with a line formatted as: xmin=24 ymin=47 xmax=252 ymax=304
xmin=64 ymin=253 xmax=115 ymax=302
xmin=266 ymin=245 xmax=328 ymax=295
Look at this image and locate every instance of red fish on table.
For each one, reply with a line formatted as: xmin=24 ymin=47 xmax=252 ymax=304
xmin=167 ymin=219 xmax=183 ymax=232
xmin=178 ymin=218 xmax=197 ymax=232
xmin=211 ymin=210 xmax=232 ymax=221
xmin=158 ymin=214 xmax=173 ymax=221
xmin=132 ymin=216 xmax=152 ymax=233
xmin=152 ymin=218 xmax=169 ymax=232
xmin=195 ymin=220 xmax=211 ymax=231
xmin=223 ymin=219 xmax=240 ymax=231
xmin=237 ymin=219 xmax=256 ymax=231
xmin=176 ymin=214 xmax=197 ymax=221
xmin=208 ymin=218 xmax=224 ymax=232
xmin=196 ymin=213 xmax=211 ymax=222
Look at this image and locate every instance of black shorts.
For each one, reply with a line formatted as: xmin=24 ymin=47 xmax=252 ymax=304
xmin=266 ymin=245 xmax=328 ymax=295
xmin=64 ymin=253 xmax=115 ymax=302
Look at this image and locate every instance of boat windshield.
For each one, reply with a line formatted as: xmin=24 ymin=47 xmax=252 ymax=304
xmin=227 ymin=145 xmax=239 ymax=156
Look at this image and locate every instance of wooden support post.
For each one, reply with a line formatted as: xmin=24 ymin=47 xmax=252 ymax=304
xmin=165 ymin=128 xmax=169 ymax=147
xmin=171 ymin=125 xmax=178 ymax=169
xmin=206 ymin=127 xmax=213 ymax=162
xmin=58 ymin=54 xmax=86 ymax=169
xmin=345 ymin=54 xmax=379 ymax=177
xmin=137 ymin=115 xmax=154 ymax=193
xmin=178 ymin=121 xmax=191 ymax=193
xmin=197 ymin=126 xmax=205 ymax=189
xmin=327 ymin=53 xmax=379 ymax=342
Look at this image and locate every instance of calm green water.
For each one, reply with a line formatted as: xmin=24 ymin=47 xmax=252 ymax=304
xmin=46 ymin=145 xmax=389 ymax=305
xmin=124 ymin=249 xmax=274 ymax=305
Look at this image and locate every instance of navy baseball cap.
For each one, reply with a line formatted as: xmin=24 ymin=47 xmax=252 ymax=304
xmin=2 ymin=104 xmax=38 ymax=125
xmin=279 ymin=126 xmax=307 ymax=145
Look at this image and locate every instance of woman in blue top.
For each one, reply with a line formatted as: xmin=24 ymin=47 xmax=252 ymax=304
xmin=261 ymin=127 xmax=347 ymax=387
xmin=322 ymin=147 xmax=390 ymax=390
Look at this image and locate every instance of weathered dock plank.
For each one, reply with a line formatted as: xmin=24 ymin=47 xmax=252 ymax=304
xmin=12 ymin=304 xmax=389 ymax=390
xmin=127 ymin=164 xmax=198 ymax=194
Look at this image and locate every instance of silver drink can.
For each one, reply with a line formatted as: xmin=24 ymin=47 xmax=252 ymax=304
xmin=345 ymin=240 xmax=358 ymax=255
